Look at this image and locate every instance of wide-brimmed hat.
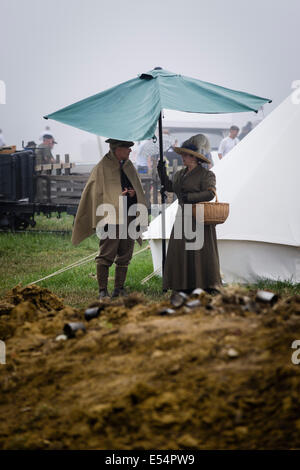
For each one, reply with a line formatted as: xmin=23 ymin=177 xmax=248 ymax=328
xmin=173 ymin=143 xmax=211 ymax=164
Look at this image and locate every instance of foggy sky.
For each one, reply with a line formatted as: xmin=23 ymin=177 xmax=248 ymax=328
xmin=1 ymin=0 xmax=299 ymax=161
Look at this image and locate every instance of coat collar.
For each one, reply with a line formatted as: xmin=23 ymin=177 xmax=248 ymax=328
xmin=106 ymin=150 xmax=130 ymax=169
xmin=182 ymin=164 xmax=204 ymax=179
xmin=106 ymin=150 xmax=120 ymax=167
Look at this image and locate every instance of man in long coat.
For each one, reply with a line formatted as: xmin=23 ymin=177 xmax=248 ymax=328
xmin=72 ymin=139 xmax=147 ymax=299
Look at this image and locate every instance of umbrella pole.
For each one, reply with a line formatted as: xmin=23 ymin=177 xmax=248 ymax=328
xmin=158 ymin=111 xmax=167 ymax=280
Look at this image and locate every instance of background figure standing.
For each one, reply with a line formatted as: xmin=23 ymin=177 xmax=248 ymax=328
xmin=238 ymin=121 xmax=253 ymax=140
xmin=136 ymin=129 xmax=175 ymax=173
xmin=136 ymin=141 xmax=151 ymax=174
xmin=24 ymin=141 xmax=37 ymax=151
xmin=35 ymin=134 xmax=56 ymax=165
xmin=165 ymin=138 xmax=179 ymax=166
xmin=39 ymin=125 xmax=52 ymax=141
xmin=35 ymin=134 xmax=57 ymax=202
xmin=218 ymin=125 xmax=240 ymax=160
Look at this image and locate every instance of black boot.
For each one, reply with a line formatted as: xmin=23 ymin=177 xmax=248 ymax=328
xmin=99 ymin=288 xmax=110 ymax=299
xmin=97 ymin=264 xmax=110 ymax=299
xmin=111 ymin=287 xmax=127 ymax=298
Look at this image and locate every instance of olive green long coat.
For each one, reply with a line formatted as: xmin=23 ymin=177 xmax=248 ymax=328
xmin=163 ymin=165 xmax=222 ymax=291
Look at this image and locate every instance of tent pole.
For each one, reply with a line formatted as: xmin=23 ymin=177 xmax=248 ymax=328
xmin=158 ymin=111 xmax=167 ymax=279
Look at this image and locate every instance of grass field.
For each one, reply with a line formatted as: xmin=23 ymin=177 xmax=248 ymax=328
xmin=0 ymin=214 xmax=162 ymax=307
xmin=0 ymin=213 xmax=299 ymax=307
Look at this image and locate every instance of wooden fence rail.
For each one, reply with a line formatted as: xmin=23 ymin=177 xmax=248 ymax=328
xmin=34 ymin=154 xmax=181 ymax=209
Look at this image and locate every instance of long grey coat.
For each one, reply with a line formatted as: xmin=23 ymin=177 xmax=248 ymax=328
xmin=163 ymin=164 xmax=222 ymax=291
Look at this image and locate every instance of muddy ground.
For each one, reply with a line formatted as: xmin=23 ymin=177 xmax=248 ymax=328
xmin=0 ymin=284 xmax=300 ymax=450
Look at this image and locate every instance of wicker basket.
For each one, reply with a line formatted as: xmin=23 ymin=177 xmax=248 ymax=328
xmin=192 ymin=188 xmax=229 ymax=225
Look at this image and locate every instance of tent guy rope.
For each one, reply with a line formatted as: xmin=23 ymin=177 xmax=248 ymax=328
xmin=26 ymin=245 xmax=151 ymax=286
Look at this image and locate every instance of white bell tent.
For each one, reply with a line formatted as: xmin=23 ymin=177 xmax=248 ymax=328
xmin=143 ymin=92 xmax=300 ymax=284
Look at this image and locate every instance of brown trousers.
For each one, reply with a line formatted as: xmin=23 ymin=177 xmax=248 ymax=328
xmin=95 ymin=219 xmax=135 ymax=269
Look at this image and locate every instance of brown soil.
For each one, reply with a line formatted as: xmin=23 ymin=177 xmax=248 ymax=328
xmin=0 ymin=284 xmax=300 ymax=450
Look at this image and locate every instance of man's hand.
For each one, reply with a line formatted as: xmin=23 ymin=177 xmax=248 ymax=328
xmin=127 ymin=188 xmax=136 ymax=198
xmin=122 ymin=188 xmax=136 ymax=197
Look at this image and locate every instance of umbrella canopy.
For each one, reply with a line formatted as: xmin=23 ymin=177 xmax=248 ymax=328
xmin=44 ymin=68 xmax=271 ymax=141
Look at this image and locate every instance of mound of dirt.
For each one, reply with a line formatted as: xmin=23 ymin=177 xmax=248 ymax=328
xmin=0 ymin=284 xmax=300 ymax=450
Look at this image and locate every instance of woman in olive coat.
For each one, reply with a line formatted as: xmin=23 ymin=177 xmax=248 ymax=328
xmin=158 ymin=140 xmax=222 ymax=293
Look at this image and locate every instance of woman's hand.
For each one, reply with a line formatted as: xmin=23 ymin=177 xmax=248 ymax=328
xmin=157 ymin=160 xmax=167 ymax=178
xmin=185 ymin=189 xmax=215 ymax=203
xmin=179 ymin=191 xmax=188 ymax=203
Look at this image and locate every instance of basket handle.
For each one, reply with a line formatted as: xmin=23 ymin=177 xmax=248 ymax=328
xmin=207 ymin=187 xmax=218 ymax=203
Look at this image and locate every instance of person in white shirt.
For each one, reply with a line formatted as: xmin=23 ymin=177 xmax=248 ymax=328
xmin=39 ymin=125 xmax=52 ymax=141
xmin=136 ymin=141 xmax=151 ymax=174
xmin=218 ymin=125 xmax=240 ymax=160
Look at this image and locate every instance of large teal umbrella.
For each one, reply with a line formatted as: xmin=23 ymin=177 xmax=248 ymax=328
xmin=45 ymin=67 xmax=271 ymax=141
xmin=44 ymin=67 xmax=271 ymax=277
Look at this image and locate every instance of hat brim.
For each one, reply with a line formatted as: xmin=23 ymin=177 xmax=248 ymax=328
xmin=118 ymin=143 xmax=134 ymax=148
xmin=173 ymin=147 xmax=211 ymax=164
xmin=105 ymin=139 xmax=134 ymax=148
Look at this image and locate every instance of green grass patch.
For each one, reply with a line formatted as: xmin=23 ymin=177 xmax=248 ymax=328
xmin=0 ymin=213 xmax=162 ymax=307
xmin=0 ymin=213 xmax=299 ymax=307
xmin=243 ymin=278 xmax=300 ymax=296
xmin=28 ymin=212 xmax=74 ymax=231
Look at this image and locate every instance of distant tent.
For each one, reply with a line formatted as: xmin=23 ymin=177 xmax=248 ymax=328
xmin=143 ymin=92 xmax=300 ymax=283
